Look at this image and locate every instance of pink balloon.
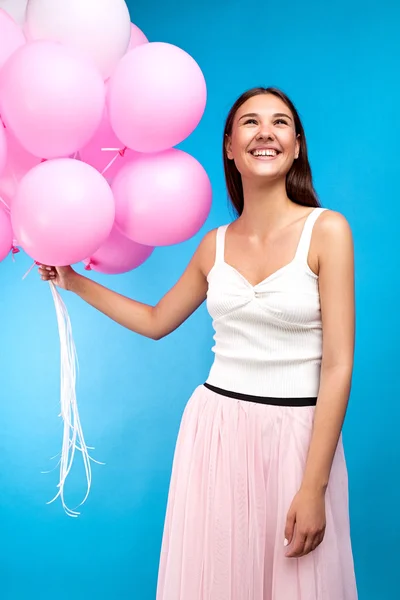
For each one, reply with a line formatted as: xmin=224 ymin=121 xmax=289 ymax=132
xmin=108 ymin=42 xmax=207 ymax=153
xmin=25 ymin=0 xmax=131 ymax=80
xmin=0 ymin=41 xmax=105 ymax=158
xmin=112 ymin=149 xmax=212 ymax=246
xmin=11 ymin=158 xmax=115 ymax=265
xmin=0 ymin=129 xmax=40 ymax=204
xmin=0 ymin=124 xmax=7 ymax=177
xmin=79 ymin=110 xmax=138 ymax=180
xmin=0 ymin=9 xmax=25 ymax=71
xmin=128 ymin=23 xmax=148 ymax=50
xmin=0 ymin=206 xmax=13 ymax=262
xmin=83 ymin=226 xmax=154 ymax=274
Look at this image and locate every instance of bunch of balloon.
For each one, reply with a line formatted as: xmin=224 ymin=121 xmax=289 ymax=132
xmin=0 ymin=0 xmax=212 ymax=516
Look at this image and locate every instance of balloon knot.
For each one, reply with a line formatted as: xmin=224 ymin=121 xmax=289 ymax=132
xmin=84 ymin=261 xmax=92 ymax=271
xmin=41 ymin=158 xmax=47 ymax=163
xmin=119 ymin=147 xmax=127 ymax=157
xmin=12 ymin=246 xmax=20 ymax=255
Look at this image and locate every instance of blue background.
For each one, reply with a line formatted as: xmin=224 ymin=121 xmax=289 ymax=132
xmin=0 ymin=0 xmax=398 ymax=598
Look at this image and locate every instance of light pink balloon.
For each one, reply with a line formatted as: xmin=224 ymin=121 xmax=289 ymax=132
xmin=79 ymin=110 xmax=138 ymax=181
xmin=128 ymin=23 xmax=148 ymax=50
xmin=108 ymin=42 xmax=207 ymax=153
xmin=83 ymin=226 xmax=154 ymax=274
xmin=0 ymin=206 xmax=13 ymax=262
xmin=11 ymin=158 xmax=115 ymax=265
xmin=0 ymin=9 xmax=25 ymax=71
xmin=0 ymin=124 xmax=7 ymax=178
xmin=112 ymin=149 xmax=212 ymax=246
xmin=0 ymin=129 xmax=40 ymax=205
xmin=0 ymin=41 xmax=105 ymax=158
xmin=26 ymin=0 xmax=131 ymax=80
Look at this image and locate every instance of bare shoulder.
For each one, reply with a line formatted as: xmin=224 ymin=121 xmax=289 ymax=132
xmin=315 ymin=209 xmax=354 ymax=268
xmin=316 ymin=209 xmax=353 ymax=238
xmin=195 ymin=226 xmax=226 ymax=277
xmin=314 ymin=209 xmax=353 ymax=251
xmin=197 ymin=228 xmax=218 ymax=277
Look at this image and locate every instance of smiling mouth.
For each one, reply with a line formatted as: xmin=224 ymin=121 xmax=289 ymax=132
xmin=249 ymin=149 xmax=281 ymax=160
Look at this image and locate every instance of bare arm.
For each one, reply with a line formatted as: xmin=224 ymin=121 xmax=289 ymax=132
xmin=285 ymin=210 xmax=355 ymax=558
xmin=301 ymin=210 xmax=355 ymax=492
xmin=39 ymin=230 xmax=217 ymax=341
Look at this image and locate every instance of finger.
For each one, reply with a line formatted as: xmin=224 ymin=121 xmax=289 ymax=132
xmin=300 ymin=535 xmax=315 ymax=557
xmin=301 ymin=530 xmax=325 ymax=556
xmin=39 ymin=266 xmax=56 ymax=277
xmin=311 ymin=532 xmax=324 ymax=552
xmin=39 ymin=270 xmax=55 ymax=281
xmin=284 ymin=512 xmax=296 ymax=546
xmin=285 ymin=531 xmax=307 ymax=558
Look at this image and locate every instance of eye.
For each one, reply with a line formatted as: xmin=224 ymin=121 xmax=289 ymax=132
xmin=243 ymin=118 xmax=258 ymax=125
xmin=274 ymin=118 xmax=289 ymax=125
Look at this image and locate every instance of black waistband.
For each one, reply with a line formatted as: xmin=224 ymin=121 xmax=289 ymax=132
xmin=203 ymin=383 xmax=317 ymax=407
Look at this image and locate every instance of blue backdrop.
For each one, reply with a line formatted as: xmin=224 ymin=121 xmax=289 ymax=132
xmin=0 ymin=1 xmax=397 ymax=598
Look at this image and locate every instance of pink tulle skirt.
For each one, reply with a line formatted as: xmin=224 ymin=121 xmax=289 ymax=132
xmin=156 ymin=385 xmax=357 ymax=600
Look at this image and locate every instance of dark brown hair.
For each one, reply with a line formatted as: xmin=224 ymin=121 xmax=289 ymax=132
xmin=223 ymin=87 xmax=320 ymax=215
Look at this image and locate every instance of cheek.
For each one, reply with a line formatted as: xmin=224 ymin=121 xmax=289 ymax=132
xmin=281 ymin=132 xmax=298 ymax=152
xmin=231 ymin=129 xmax=252 ymax=153
xmin=229 ymin=144 xmax=246 ymax=168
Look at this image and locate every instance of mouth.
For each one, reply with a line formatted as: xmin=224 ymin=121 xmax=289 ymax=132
xmin=249 ymin=148 xmax=282 ymax=160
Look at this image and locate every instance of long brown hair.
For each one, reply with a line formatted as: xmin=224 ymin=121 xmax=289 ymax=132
xmin=223 ymin=87 xmax=320 ymax=215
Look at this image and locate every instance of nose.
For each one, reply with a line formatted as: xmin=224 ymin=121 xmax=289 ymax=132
xmin=256 ymin=122 xmax=275 ymax=140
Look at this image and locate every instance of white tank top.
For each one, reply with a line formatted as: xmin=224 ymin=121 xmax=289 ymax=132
xmin=205 ymin=207 xmax=328 ymax=398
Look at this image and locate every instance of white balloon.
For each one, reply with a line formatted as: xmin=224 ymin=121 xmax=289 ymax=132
xmin=25 ymin=0 xmax=131 ymax=79
xmin=0 ymin=0 xmax=28 ymax=27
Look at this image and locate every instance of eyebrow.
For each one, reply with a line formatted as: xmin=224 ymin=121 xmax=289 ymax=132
xmin=238 ymin=112 xmax=293 ymax=122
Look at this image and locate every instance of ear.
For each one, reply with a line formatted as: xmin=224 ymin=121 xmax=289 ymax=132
xmin=295 ymin=134 xmax=301 ymax=159
xmin=225 ymin=134 xmax=234 ymax=160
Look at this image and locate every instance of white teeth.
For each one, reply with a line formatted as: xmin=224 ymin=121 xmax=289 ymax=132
xmin=252 ymin=149 xmax=279 ymax=157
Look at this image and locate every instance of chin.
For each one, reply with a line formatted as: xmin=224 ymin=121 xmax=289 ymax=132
xmin=247 ymin=166 xmax=283 ymax=180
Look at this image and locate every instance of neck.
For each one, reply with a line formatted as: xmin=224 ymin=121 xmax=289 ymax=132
xmin=238 ymin=176 xmax=298 ymax=235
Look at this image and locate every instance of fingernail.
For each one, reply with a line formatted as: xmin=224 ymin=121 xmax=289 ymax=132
xmin=284 ymin=538 xmax=289 ymax=547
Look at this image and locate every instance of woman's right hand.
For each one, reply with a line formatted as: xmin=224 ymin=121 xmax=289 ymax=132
xmin=38 ymin=264 xmax=77 ymax=291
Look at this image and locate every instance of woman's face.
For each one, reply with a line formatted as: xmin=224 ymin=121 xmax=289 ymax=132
xmin=226 ymin=93 xmax=300 ymax=182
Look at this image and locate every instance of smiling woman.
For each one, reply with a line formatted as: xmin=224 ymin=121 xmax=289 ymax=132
xmin=156 ymin=88 xmax=358 ymax=600
xmin=39 ymin=86 xmax=357 ymax=600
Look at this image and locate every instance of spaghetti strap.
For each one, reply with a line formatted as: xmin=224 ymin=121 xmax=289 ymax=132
xmin=214 ymin=225 xmax=228 ymax=265
xmin=294 ymin=207 xmax=327 ymax=265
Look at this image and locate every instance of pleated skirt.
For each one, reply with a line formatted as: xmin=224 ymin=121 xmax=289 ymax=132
xmin=156 ymin=384 xmax=358 ymax=600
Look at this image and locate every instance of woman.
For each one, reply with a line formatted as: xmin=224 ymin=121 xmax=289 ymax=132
xmin=40 ymin=87 xmax=358 ymax=599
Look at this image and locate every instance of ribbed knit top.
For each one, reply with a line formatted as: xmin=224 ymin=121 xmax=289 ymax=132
xmin=205 ymin=207 xmax=327 ymax=398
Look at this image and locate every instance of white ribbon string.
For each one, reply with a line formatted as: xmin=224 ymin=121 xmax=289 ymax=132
xmin=100 ymin=146 xmax=128 ymax=176
xmin=101 ymin=151 xmax=120 ymax=176
xmin=0 ymin=196 xmax=10 ymax=213
xmin=45 ymin=281 xmax=103 ymax=517
xmin=22 ymin=260 xmax=37 ymax=280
